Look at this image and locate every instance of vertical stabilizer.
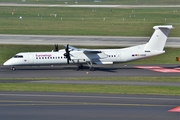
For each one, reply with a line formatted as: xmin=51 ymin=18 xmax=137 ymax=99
xmin=144 ymin=25 xmax=173 ymax=51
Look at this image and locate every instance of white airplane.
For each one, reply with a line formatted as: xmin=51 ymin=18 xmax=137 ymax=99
xmin=3 ymin=25 xmax=173 ymax=71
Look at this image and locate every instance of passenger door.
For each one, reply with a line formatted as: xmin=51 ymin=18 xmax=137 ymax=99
xmin=28 ymin=54 xmax=34 ymax=64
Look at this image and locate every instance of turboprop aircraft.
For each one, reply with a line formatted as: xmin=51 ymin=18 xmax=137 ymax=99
xmin=3 ymin=25 xmax=173 ymax=71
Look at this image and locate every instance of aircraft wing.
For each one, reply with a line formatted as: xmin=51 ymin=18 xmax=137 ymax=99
xmin=82 ymin=50 xmax=108 ymax=59
xmin=64 ymin=45 xmax=102 ymax=53
xmin=65 ymin=45 xmax=108 ymax=59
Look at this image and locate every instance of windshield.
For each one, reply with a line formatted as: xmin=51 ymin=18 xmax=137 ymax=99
xmin=13 ymin=55 xmax=23 ymax=58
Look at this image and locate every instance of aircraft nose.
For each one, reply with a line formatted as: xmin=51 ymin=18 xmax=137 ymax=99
xmin=3 ymin=59 xmax=12 ymax=66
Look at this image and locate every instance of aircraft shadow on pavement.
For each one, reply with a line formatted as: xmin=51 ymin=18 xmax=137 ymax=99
xmin=3 ymin=65 xmax=139 ymax=73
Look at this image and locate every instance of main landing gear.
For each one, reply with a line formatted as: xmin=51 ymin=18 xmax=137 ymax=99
xmin=87 ymin=61 xmax=94 ymax=71
xmin=77 ymin=62 xmax=94 ymax=71
xmin=77 ymin=64 xmax=83 ymax=70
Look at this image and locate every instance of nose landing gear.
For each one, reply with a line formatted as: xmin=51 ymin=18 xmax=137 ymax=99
xmin=11 ymin=66 xmax=16 ymax=71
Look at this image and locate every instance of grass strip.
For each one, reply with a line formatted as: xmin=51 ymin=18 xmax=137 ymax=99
xmin=0 ymin=83 xmax=179 ymax=95
xmin=0 ymin=7 xmax=179 ymax=36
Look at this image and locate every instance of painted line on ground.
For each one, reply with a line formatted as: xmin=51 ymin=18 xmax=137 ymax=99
xmin=134 ymin=66 xmax=180 ymax=73
xmin=168 ymin=106 xmax=180 ymax=112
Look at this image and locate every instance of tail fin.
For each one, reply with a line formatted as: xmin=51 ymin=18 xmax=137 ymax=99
xmin=144 ymin=25 xmax=173 ymax=51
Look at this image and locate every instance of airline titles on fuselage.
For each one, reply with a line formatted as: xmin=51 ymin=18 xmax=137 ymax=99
xmin=35 ymin=54 xmax=66 ymax=60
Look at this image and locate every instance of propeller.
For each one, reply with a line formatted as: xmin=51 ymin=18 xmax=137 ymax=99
xmin=64 ymin=44 xmax=71 ymax=64
xmin=54 ymin=44 xmax=59 ymax=52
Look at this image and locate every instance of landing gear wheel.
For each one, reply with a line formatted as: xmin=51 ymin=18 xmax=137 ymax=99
xmin=89 ymin=67 xmax=94 ymax=71
xmin=11 ymin=66 xmax=16 ymax=71
xmin=77 ymin=64 xmax=83 ymax=70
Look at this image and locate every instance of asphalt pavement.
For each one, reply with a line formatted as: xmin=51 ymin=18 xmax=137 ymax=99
xmin=0 ymin=92 xmax=179 ymax=120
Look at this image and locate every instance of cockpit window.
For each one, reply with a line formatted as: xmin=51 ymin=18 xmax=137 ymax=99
xmin=13 ymin=55 xmax=23 ymax=58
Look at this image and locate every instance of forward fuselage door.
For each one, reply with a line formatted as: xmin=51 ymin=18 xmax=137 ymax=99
xmin=28 ymin=54 xmax=34 ymax=64
xmin=116 ymin=52 xmax=121 ymax=62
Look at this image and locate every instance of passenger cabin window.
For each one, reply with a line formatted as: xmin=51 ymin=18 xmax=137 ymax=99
xmin=13 ymin=55 xmax=23 ymax=58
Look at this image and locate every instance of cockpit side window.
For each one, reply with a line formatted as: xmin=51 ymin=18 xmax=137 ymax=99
xmin=13 ymin=55 xmax=23 ymax=58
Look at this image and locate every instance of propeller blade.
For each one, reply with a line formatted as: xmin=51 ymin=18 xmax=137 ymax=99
xmin=54 ymin=44 xmax=59 ymax=52
xmin=66 ymin=44 xmax=69 ymax=52
xmin=64 ymin=44 xmax=71 ymax=64
xmin=67 ymin=58 xmax=69 ymax=64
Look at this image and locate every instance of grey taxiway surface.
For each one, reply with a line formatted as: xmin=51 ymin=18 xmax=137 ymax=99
xmin=1 ymin=64 xmax=180 ymax=86
xmin=0 ymin=92 xmax=179 ymax=120
xmin=0 ymin=34 xmax=180 ymax=47
xmin=1 ymin=64 xmax=180 ymax=77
